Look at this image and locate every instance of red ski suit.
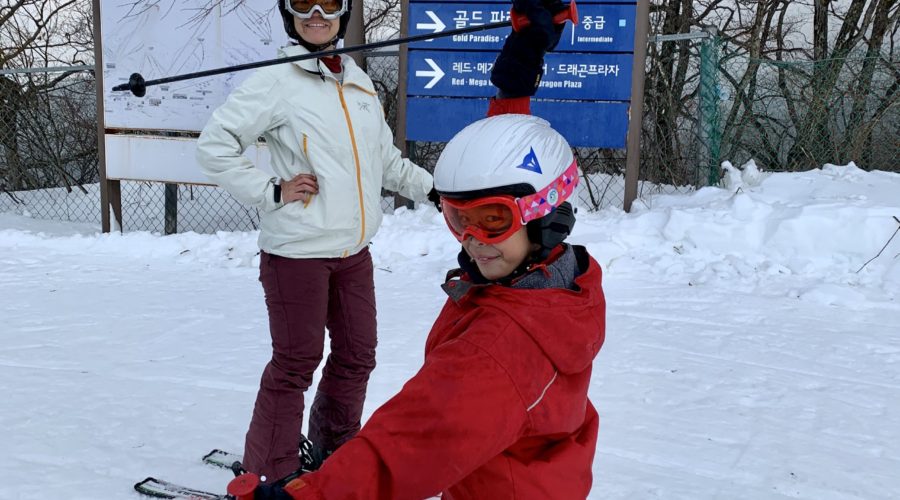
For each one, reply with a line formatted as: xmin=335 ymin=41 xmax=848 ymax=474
xmin=289 ymin=246 xmax=606 ymax=499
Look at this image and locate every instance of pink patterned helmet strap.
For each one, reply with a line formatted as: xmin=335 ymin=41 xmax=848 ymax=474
xmin=516 ymin=159 xmax=579 ymax=223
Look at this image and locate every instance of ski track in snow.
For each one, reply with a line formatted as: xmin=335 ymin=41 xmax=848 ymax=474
xmin=1 ymin=164 xmax=899 ymax=499
xmin=1 ymin=238 xmax=896 ymax=499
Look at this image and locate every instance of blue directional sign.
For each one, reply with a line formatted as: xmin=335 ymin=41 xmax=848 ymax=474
xmin=410 ymin=3 xmax=636 ymax=53
xmin=408 ymin=98 xmax=630 ymax=148
xmin=409 ymin=51 xmax=633 ymax=100
xmin=407 ymin=1 xmax=638 ymax=147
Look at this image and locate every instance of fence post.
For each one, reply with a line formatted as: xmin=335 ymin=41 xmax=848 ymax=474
xmin=93 ymin=0 xmax=123 ymax=232
xmin=699 ymin=28 xmax=722 ymax=186
xmin=164 ymin=183 xmax=178 ymax=235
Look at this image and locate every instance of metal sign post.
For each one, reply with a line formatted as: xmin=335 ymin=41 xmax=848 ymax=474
xmin=623 ymin=0 xmax=649 ymax=213
xmin=92 ymin=0 xmax=122 ymax=232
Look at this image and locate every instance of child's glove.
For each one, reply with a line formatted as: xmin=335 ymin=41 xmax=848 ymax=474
xmin=227 ymin=472 xmax=303 ymax=500
xmin=490 ymin=0 xmax=568 ymax=98
xmin=253 ymin=483 xmax=295 ymax=500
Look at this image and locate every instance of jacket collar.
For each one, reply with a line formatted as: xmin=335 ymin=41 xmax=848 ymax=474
xmin=441 ymin=245 xmax=604 ymax=375
xmin=441 ymin=244 xmax=581 ymax=302
xmin=277 ymin=44 xmax=376 ymax=94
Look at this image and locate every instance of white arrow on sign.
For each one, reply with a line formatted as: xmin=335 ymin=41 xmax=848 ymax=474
xmin=416 ymin=11 xmax=446 ymax=34
xmin=415 ymin=58 xmax=445 ymax=89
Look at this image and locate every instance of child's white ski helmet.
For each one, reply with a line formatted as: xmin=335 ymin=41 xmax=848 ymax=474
xmin=434 ymin=114 xmax=578 ymax=255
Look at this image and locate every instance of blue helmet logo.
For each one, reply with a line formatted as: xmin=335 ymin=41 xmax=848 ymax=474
xmin=516 ymin=147 xmax=542 ymax=174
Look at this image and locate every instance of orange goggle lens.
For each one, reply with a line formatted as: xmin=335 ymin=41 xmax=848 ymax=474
xmin=441 ymin=197 xmax=524 ymax=244
xmin=289 ymin=0 xmax=344 ymax=15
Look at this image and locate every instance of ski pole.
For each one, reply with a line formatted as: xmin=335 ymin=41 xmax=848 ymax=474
xmin=112 ymin=2 xmax=578 ymax=97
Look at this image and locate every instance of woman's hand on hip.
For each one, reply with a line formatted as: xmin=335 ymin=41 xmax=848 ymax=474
xmin=282 ymin=173 xmax=319 ymax=204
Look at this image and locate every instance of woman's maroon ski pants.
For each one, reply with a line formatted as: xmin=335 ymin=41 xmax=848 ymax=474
xmin=243 ymin=248 xmax=377 ymax=481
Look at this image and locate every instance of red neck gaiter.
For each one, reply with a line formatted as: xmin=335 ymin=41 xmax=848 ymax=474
xmin=319 ymin=55 xmax=342 ymax=74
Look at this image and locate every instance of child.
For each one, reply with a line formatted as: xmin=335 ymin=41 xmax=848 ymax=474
xmin=242 ymin=111 xmax=606 ymax=500
xmin=236 ymin=1 xmax=606 ymax=497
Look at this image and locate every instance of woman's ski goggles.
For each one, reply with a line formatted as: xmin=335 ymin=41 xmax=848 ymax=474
xmin=285 ymin=0 xmax=347 ymax=19
xmin=440 ymin=158 xmax=580 ymax=244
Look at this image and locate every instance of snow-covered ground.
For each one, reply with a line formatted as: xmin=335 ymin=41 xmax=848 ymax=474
xmin=1 ymin=162 xmax=898 ymax=499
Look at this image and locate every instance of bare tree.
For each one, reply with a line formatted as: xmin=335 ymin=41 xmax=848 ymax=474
xmin=841 ymin=0 xmax=898 ymax=162
xmin=16 ymin=73 xmax=98 ymax=192
xmin=1 ymin=0 xmax=91 ymax=197
xmin=644 ymin=0 xmax=697 ymax=183
xmin=634 ymin=0 xmax=898 ymax=189
xmin=363 ymin=0 xmax=401 ymax=41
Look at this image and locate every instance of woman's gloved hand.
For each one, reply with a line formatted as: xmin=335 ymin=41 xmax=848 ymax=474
xmin=513 ymin=0 xmax=567 ymax=51
xmin=227 ymin=472 xmax=305 ymax=500
xmin=428 ymin=187 xmax=443 ymax=212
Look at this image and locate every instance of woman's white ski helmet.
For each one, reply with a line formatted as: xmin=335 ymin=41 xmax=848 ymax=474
xmin=434 ymin=114 xmax=579 ymax=254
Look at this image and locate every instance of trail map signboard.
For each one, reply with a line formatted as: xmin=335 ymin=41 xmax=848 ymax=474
xmin=98 ymin=0 xmax=284 ymax=184
xmin=101 ymin=1 xmax=282 ymax=132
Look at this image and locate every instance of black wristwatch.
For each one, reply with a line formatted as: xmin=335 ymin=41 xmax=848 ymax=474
xmin=273 ymin=181 xmax=282 ymax=203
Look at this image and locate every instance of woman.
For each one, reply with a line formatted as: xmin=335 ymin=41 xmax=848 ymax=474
xmin=196 ymin=0 xmax=435 ymax=483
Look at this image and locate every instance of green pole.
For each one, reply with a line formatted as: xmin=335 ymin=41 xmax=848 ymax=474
xmin=699 ymin=30 xmax=722 ymax=186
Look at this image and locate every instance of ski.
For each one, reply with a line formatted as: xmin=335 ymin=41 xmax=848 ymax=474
xmin=135 ymin=451 xmax=242 ymax=499
xmin=134 ymin=476 xmax=227 ymax=499
xmin=202 ymin=449 xmax=244 ymax=470
xmin=203 ymin=438 xmax=321 ymax=473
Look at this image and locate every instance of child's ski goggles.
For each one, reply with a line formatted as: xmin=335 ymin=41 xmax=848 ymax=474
xmin=441 ymin=159 xmax=581 ymax=244
xmin=285 ymin=0 xmax=347 ymax=19
xmin=442 ymin=196 xmax=525 ymax=244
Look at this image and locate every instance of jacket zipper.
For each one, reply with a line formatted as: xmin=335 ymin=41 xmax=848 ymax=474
xmin=335 ymin=81 xmax=366 ymax=247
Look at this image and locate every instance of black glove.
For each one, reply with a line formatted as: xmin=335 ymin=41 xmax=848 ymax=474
xmin=427 ymin=187 xmax=442 ymax=212
xmin=512 ymin=0 xmax=566 ymax=51
xmin=254 ymin=483 xmax=294 ymax=500
xmin=491 ymin=0 xmax=567 ymax=98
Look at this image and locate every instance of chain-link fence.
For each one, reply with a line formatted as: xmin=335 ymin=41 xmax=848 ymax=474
xmin=718 ymin=55 xmax=899 ymax=175
xmin=1 ymin=67 xmax=99 ymax=222
xmin=637 ymin=32 xmax=724 ymax=194
xmin=2 ymin=36 xmax=898 ymax=233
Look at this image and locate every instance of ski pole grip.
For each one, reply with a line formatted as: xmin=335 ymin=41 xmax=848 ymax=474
xmin=227 ymin=472 xmax=260 ymax=500
xmin=110 ymin=73 xmax=147 ymax=97
xmin=510 ymin=0 xmax=579 ymax=32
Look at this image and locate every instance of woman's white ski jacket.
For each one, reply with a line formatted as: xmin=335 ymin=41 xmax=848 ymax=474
xmin=197 ymin=44 xmax=433 ymax=258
